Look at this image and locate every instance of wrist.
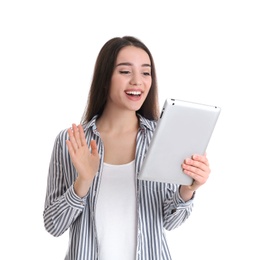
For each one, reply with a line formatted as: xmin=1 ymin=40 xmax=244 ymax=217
xmin=179 ymin=185 xmax=195 ymax=201
xmin=73 ymin=177 xmax=92 ymax=198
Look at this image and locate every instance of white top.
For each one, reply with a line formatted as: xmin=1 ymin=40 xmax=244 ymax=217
xmin=95 ymin=160 xmax=137 ymax=260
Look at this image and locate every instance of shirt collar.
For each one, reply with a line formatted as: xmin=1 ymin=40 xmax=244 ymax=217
xmin=136 ymin=114 xmax=156 ymax=132
xmin=84 ymin=114 xmax=156 ymax=132
xmin=84 ymin=115 xmax=99 ymax=132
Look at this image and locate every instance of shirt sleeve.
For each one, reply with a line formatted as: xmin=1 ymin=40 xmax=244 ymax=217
xmin=163 ymin=183 xmax=195 ymax=231
xmin=43 ymin=132 xmax=89 ymax=237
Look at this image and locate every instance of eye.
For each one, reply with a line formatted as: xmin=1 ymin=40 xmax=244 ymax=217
xmin=143 ymin=72 xmax=151 ymax=76
xmin=119 ymin=70 xmax=130 ymax=74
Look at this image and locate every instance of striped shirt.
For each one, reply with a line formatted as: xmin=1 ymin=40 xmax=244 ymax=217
xmin=43 ymin=114 xmax=195 ymax=260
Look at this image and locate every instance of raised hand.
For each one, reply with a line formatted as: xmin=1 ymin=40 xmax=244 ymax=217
xmin=66 ymin=124 xmax=100 ymax=197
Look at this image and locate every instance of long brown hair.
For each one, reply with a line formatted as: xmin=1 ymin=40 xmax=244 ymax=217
xmin=81 ymin=36 xmax=159 ymax=124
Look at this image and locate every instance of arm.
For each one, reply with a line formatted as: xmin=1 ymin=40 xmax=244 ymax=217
xmin=163 ymin=154 xmax=210 ymax=230
xmin=43 ymin=125 xmax=100 ymax=237
xmin=163 ymin=183 xmax=194 ymax=231
xmin=43 ymin=132 xmax=87 ymax=237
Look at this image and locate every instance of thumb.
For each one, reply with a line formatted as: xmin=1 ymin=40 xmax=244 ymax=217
xmin=90 ymin=139 xmax=98 ymax=156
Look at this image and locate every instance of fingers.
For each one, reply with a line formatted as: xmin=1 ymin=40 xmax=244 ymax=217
xmin=182 ymin=160 xmax=205 ymax=177
xmin=76 ymin=124 xmax=88 ymax=147
xmin=67 ymin=124 xmax=85 ymax=150
xmin=193 ymin=154 xmax=209 ymax=166
xmin=67 ymin=126 xmax=78 ymax=152
xmin=90 ymin=139 xmax=99 ymax=156
xmin=182 ymin=154 xmax=211 ymax=183
xmin=66 ymin=124 xmax=98 ymax=157
xmin=72 ymin=124 xmax=82 ymax=148
xmin=66 ymin=139 xmax=74 ymax=155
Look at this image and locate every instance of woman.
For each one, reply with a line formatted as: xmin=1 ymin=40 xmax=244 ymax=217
xmin=43 ymin=36 xmax=210 ymax=260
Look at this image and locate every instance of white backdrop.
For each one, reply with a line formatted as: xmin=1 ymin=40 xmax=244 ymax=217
xmin=1 ymin=1 xmax=262 ymax=259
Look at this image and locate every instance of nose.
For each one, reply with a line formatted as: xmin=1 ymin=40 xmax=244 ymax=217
xmin=129 ymin=73 xmax=142 ymax=86
xmin=130 ymin=81 xmax=142 ymax=86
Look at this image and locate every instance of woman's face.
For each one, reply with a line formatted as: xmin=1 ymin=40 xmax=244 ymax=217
xmin=107 ymin=46 xmax=152 ymax=113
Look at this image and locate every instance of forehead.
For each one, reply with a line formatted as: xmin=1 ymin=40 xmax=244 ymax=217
xmin=116 ymin=46 xmax=151 ymax=65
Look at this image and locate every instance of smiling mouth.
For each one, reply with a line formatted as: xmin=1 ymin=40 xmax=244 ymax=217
xmin=125 ymin=91 xmax=142 ymax=96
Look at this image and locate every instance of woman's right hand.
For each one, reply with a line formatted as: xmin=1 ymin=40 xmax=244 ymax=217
xmin=66 ymin=124 xmax=100 ymax=197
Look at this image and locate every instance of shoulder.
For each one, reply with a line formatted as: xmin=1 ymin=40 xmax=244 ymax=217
xmin=52 ymin=115 xmax=101 ymax=151
xmin=56 ymin=127 xmax=69 ymax=141
xmin=56 ymin=115 xmax=98 ymax=141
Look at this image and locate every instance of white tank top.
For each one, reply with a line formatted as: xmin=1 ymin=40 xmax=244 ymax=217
xmin=95 ymin=160 xmax=137 ymax=260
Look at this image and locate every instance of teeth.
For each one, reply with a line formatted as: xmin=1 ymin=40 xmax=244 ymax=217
xmin=126 ymin=91 xmax=141 ymax=96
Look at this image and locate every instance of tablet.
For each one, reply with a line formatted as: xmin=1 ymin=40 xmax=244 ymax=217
xmin=138 ymin=98 xmax=221 ymax=185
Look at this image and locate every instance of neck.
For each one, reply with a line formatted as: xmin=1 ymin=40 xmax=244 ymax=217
xmin=97 ymin=109 xmax=139 ymax=134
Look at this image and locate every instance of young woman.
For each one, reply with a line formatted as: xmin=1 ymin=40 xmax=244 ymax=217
xmin=43 ymin=36 xmax=211 ymax=260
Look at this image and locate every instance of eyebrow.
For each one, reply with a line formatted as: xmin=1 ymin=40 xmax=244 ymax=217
xmin=116 ymin=62 xmax=151 ymax=68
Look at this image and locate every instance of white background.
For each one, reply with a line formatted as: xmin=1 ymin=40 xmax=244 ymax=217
xmin=1 ymin=1 xmax=262 ymax=259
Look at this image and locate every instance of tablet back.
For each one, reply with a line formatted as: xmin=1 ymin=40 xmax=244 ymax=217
xmin=138 ymin=98 xmax=221 ymax=185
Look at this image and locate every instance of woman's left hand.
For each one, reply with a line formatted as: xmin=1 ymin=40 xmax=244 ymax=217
xmin=182 ymin=153 xmax=211 ymax=191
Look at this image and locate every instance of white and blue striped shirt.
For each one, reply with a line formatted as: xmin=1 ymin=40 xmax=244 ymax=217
xmin=43 ymin=114 xmax=194 ymax=260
